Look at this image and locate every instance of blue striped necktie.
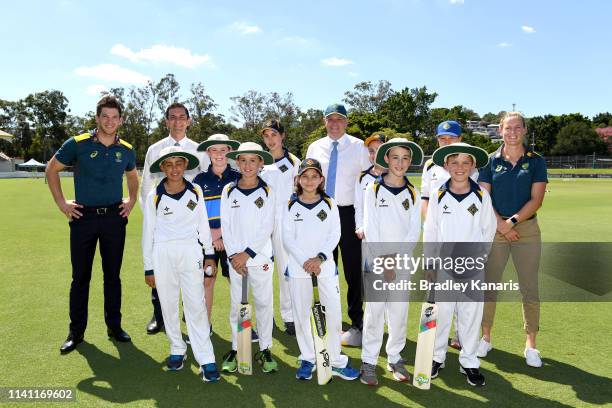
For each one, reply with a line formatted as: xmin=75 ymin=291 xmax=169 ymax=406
xmin=326 ymin=141 xmax=339 ymax=198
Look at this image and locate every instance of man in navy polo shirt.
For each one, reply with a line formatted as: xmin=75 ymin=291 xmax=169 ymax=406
xmin=46 ymin=96 xmax=139 ymax=354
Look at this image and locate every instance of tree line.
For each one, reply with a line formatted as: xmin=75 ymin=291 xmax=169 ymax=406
xmin=1 ymin=77 xmax=609 ymax=164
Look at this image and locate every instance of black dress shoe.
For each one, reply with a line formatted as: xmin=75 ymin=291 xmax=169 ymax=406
xmin=285 ymin=321 xmax=296 ymax=336
xmin=107 ymin=327 xmax=132 ymax=342
xmin=147 ymin=315 xmax=164 ymax=334
xmin=60 ymin=333 xmax=84 ymax=354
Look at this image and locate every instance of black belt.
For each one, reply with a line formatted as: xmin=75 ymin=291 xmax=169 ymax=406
xmin=502 ymin=214 xmax=536 ymax=221
xmin=81 ymin=202 xmax=122 ymax=216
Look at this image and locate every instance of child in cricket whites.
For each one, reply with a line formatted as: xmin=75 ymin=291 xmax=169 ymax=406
xmin=141 ymin=146 xmax=220 ymax=382
xmin=193 ymin=134 xmax=241 ymax=332
xmin=354 ymin=132 xmax=387 ymax=240
xmin=360 ymin=138 xmax=423 ymax=386
xmin=423 ymin=142 xmax=496 ymax=387
xmin=259 ymin=119 xmax=301 ymax=336
xmin=421 ymin=120 xmax=479 ymax=350
xmin=282 ymin=158 xmax=360 ymax=381
xmin=220 ymin=142 xmax=278 ymax=373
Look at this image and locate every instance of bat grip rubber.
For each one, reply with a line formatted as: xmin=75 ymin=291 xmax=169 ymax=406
xmin=311 ymin=273 xmax=318 ymax=288
xmin=241 ymin=274 xmax=248 ymax=304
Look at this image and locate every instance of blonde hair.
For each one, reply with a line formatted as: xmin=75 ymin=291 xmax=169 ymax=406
xmin=500 ymin=111 xmax=526 ymax=129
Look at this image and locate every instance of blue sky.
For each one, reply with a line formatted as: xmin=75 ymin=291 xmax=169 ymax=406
xmin=1 ymin=0 xmax=611 ymax=119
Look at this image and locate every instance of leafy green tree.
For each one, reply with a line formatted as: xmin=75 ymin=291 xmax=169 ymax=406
xmin=230 ymin=90 xmax=266 ymax=132
xmin=380 ymin=86 xmax=438 ymax=140
xmin=343 ymin=80 xmax=393 ymax=113
xmin=592 ymin=112 xmax=612 ymax=127
xmin=481 ymin=111 xmax=506 ymax=124
xmin=187 ymin=82 xmax=232 ymax=141
xmin=23 ymin=90 xmax=70 ymax=160
xmin=551 ymin=122 xmax=607 ymax=155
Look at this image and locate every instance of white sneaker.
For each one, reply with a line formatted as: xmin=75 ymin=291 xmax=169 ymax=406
xmin=341 ymin=327 xmax=362 ymax=347
xmin=476 ymin=337 xmax=492 ymax=358
xmin=524 ymin=348 xmax=542 ymax=367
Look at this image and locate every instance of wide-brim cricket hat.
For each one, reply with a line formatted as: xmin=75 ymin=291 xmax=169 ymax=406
xmin=436 ymin=120 xmax=462 ymax=137
xmin=197 ymin=134 xmax=240 ymax=151
xmin=364 ymin=132 xmax=387 ymax=147
xmin=225 ymin=142 xmax=274 ymax=165
xmin=150 ymin=146 xmax=200 ymax=173
xmin=298 ymin=158 xmax=323 ymax=176
xmin=432 ymin=142 xmax=489 ymax=169
xmin=375 ymin=137 xmax=424 ymax=168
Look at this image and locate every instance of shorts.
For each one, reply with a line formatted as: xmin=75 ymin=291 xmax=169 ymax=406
xmin=211 ymin=249 xmax=229 ymax=278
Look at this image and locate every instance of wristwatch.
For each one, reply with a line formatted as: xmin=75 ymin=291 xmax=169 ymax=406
xmin=509 ymin=216 xmax=519 ymax=225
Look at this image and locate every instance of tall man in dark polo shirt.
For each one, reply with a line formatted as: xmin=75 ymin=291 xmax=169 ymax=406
xmin=46 ymin=96 xmax=139 ymax=354
xmin=306 ymin=104 xmax=370 ymax=346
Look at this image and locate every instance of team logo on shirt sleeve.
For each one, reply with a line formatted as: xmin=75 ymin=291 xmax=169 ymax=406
xmin=317 ymin=209 xmax=327 ymax=221
xmin=254 ymin=197 xmax=264 ymax=208
xmin=402 ymin=198 xmax=410 ymax=210
xmin=467 ymin=203 xmax=479 ymax=216
xmin=186 ymin=199 xmax=197 ymax=211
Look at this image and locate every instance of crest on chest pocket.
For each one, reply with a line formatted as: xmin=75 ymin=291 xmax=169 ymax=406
xmin=254 ymin=197 xmax=264 ymax=208
xmin=317 ymin=209 xmax=327 ymax=221
xmin=186 ymin=199 xmax=197 ymax=211
xmin=467 ymin=203 xmax=479 ymax=216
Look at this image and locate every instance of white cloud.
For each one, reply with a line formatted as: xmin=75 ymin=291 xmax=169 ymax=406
xmin=110 ymin=44 xmax=212 ymax=69
xmin=522 ymin=25 xmax=536 ymax=33
xmin=497 ymin=42 xmax=513 ymax=47
xmin=449 ymin=0 xmax=464 ymax=4
xmin=321 ymin=57 xmax=354 ymax=67
xmin=86 ymin=84 xmax=108 ymax=95
xmin=229 ymin=22 xmax=262 ymax=35
xmin=348 ymin=71 xmax=359 ymax=77
xmin=74 ymin=64 xmax=150 ymax=85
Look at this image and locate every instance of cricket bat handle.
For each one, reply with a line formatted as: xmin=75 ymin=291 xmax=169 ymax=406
xmin=241 ymin=274 xmax=248 ymax=304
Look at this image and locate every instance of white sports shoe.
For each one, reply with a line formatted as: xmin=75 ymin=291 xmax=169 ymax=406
xmin=341 ymin=327 xmax=362 ymax=347
xmin=524 ymin=348 xmax=543 ymax=367
xmin=476 ymin=337 xmax=493 ymax=358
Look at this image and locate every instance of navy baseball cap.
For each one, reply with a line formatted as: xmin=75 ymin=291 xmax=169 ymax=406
xmin=324 ymin=103 xmax=347 ymax=118
xmin=298 ymin=158 xmax=323 ymax=176
xmin=436 ymin=120 xmax=462 ymax=137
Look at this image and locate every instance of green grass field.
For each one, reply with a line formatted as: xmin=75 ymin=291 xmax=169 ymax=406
xmin=1 ymin=178 xmax=611 ymax=407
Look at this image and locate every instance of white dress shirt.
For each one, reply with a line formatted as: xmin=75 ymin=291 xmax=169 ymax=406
xmin=305 ymin=134 xmax=370 ymax=206
xmin=139 ymin=135 xmax=210 ymax=210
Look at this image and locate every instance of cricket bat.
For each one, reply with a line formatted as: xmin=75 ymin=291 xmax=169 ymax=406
xmin=310 ymin=274 xmax=332 ymax=385
xmin=237 ymin=274 xmax=252 ymax=375
xmin=413 ymin=290 xmax=438 ymax=389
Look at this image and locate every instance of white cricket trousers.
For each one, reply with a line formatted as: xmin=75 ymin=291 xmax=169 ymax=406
xmin=433 ymin=301 xmax=483 ymax=368
xmin=289 ymin=274 xmax=348 ymax=368
xmin=229 ymin=263 xmax=274 ymax=351
xmin=153 ymin=241 xmax=214 ymax=366
xmin=272 ymin=225 xmax=293 ymax=323
xmin=361 ymin=298 xmax=409 ymax=365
